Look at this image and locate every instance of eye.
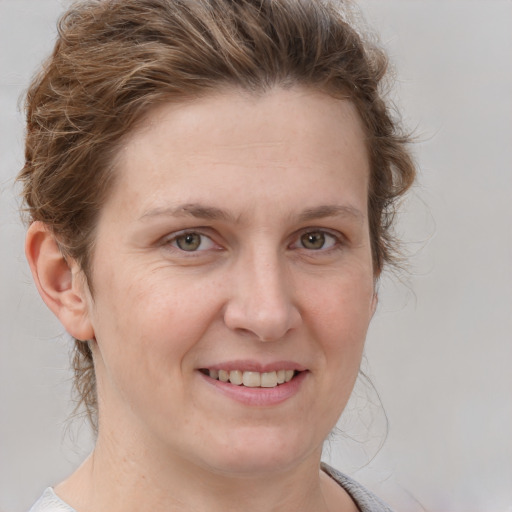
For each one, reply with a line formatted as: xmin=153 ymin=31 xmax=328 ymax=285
xmin=295 ymin=230 xmax=338 ymax=251
xmin=170 ymin=232 xmax=216 ymax=252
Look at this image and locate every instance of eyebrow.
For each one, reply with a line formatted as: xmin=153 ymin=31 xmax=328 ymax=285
xmin=139 ymin=202 xmax=364 ymax=224
xmin=297 ymin=204 xmax=365 ymax=224
xmin=139 ymin=203 xmax=235 ymax=222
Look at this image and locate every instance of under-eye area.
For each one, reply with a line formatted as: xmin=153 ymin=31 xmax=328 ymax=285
xmin=199 ymin=369 xmax=302 ymax=388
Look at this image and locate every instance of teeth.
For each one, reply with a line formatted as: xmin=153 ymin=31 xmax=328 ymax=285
xmin=260 ymin=371 xmax=277 ymax=388
xmin=243 ymin=371 xmax=261 ymax=387
xmin=229 ymin=370 xmax=243 ymax=386
xmin=207 ymin=369 xmax=298 ymax=387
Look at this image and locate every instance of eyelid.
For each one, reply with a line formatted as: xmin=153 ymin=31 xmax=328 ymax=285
xmin=289 ymin=228 xmax=345 ymax=251
xmin=158 ymin=226 xmax=346 ymax=253
xmin=161 ymin=228 xmax=221 ymax=252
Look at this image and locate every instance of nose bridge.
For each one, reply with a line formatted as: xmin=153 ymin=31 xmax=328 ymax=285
xmin=224 ymin=243 xmax=300 ymax=341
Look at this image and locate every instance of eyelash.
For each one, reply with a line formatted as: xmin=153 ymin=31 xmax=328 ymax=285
xmin=289 ymin=229 xmax=341 ymax=252
xmin=163 ymin=230 xmax=219 ymax=253
xmin=162 ymin=228 xmax=344 ymax=254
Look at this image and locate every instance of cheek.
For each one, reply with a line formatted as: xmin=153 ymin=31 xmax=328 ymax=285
xmin=89 ymin=277 xmax=218 ymax=420
xmin=306 ymin=271 xmax=375 ymax=342
xmin=304 ymin=271 xmax=374 ymax=389
xmin=297 ymin=274 xmax=374 ymax=433
xmin=91 ymin=270 xmax=221 ymax=369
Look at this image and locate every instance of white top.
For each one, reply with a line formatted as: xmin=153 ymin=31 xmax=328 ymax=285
xmin=29 ymin=488 xmax=75 ymax=512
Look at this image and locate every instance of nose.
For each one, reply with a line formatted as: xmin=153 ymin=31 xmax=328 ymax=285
xmin=223 ymin=249 xmax=301 ymax=342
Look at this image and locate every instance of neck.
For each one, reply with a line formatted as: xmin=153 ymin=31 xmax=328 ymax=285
xmin=55 ymin=431 xmax=347 ymax=512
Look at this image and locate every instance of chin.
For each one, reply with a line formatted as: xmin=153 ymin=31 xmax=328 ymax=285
xmin=195 ymin=426 xmax=321 ymax=477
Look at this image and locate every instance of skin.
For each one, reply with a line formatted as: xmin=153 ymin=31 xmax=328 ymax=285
xmin=27 ymin=86 xmax=376 ymax=512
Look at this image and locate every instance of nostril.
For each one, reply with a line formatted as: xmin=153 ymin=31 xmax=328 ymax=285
xmin=222 ymin=272 xmax=301 ymax=341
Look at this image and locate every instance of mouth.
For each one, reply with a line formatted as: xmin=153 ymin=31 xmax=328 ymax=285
xmin=199 ymin=369 xmax=301 ymax=388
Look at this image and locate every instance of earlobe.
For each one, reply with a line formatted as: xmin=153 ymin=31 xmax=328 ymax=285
xmin=25 ymin=221 xmax=95 ymax=341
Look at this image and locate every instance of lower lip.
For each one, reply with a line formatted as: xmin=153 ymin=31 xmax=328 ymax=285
xmin=199 ymin=371 xmax=308 ymax=406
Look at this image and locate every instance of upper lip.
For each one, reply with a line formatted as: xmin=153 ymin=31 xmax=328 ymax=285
xmin=198 ymin=360 xmax=307 ymax=373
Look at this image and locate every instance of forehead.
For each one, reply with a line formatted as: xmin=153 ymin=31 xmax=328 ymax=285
xmin=106 ymin=86 xmax=370 ymax=217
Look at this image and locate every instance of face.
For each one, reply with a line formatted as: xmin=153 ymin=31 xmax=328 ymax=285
xmin=82 ymin=87 xmax=376 ymax=477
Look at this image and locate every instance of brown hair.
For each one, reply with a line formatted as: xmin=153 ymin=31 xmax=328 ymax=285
xmin=18 ymin=0 xmax=416 ymax=427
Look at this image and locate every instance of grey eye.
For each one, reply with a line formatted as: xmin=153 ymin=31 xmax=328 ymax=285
xmin=175 ymin=233 xmax=202 ymax=251
xmin=300 ymin=231 xmax=326 ymax=250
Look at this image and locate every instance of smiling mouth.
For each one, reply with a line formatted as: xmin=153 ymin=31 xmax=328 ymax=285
xmin=200 ymin=369 xmax=300 ymax=388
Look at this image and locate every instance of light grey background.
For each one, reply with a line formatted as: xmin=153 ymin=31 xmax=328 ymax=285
xmin=1 ymin=1 xmax=511 ymax=511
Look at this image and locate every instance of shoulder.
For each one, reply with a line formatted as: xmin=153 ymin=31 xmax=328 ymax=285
xmin=321 ymin=462 xmax=394 ymax=512
xmin=28 ymin=488 xmax=77 ymax=512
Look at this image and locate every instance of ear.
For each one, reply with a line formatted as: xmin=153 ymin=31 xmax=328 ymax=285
xmin=25 ymin=221 xmax=95 ymax=341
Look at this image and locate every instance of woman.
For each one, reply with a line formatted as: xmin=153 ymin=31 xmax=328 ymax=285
xmin=19 ymin=0 xmax=415 ymax=510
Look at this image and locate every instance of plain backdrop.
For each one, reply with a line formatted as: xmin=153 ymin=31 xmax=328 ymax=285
xmin=1 ymin=1 xmax=511 ymax=511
